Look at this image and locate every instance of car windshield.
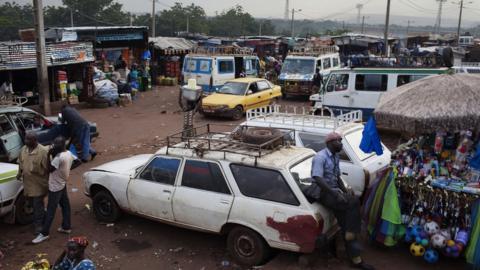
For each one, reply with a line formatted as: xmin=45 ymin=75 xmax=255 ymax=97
xmin=282 ymin=59 xmax=315 ymax=74
xmin=217 ymin=82 xmax=248 ymax=95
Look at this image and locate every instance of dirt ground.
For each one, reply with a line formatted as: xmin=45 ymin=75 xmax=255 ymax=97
xmin=0 ymin=87 xmax=468 ymax=270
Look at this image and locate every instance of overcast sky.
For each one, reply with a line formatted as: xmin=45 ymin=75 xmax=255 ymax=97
xmin=8 ymin=0 xmax=480 ymax=26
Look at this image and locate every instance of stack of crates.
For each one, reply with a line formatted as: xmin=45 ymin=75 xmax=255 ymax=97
xmin=165 ymin=61 xmax=181 ymax=82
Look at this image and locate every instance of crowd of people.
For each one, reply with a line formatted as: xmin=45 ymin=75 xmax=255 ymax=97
xmin=13 ymin=105 xmax=96 ymax=269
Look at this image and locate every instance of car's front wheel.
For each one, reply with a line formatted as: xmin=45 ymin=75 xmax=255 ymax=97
xmin=227 ymin=226 xmax=270 ymax=266
xmin=231 ymin=106 xmax=244 ymax=120
xmin=92 ymin=190 xmax=121 ymax=223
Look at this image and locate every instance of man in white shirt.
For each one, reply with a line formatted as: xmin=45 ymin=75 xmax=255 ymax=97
xmin=33 ymin=136 xmax=75 ymax=244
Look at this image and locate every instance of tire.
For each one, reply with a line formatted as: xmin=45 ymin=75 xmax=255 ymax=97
xmin=242 ymin=127 xmax=283 ymax=146
xmin=231 ymin=106 xmax=244 ymax=121
xmin=227 ymin=226 xmax=270 ymax=266
xmin=15 ymin=193 xmax=33 ymax=225
xmin=92 ymin=190 xmax=121 ymax=223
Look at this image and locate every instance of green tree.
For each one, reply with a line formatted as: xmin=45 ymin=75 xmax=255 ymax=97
xmin=62 ymin=0 xmax=128 ymax=26
xmin=155 ymin=2 xmax=208 ymax=36
xmin=209 ymin=5 xmax=258 ymax=37
xmin=0 ymin=2 xmax=34 ymax=41
xmin=44 ymin=6 xmax=71 ymax=27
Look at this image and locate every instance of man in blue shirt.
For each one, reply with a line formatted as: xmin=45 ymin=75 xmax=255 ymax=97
xmin=311 ymin=132 xmax=374 ymax=270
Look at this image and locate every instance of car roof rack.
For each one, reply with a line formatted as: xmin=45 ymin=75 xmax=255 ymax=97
xmin=190 ymin=46 xmax=256 ymax=56
xmin=0 ymin=95 xmax=28 ymax=107
xmin=288 ymin=46 xmax=338 ymax=57
xmin=165 ymin=124 xmax=294 ymax=164
xmin=246 ymin=105 xmax=362 ymax=129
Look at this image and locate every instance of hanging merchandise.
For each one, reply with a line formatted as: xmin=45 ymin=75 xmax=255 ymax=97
xmin=364 ymin=129 xmax=480 ymax=266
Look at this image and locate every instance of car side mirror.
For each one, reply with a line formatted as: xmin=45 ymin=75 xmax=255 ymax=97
xmin=247 ymin=90 xmax=253 ymax=95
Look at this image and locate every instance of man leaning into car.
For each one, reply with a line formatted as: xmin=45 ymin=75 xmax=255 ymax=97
xmin=17 ymin=132 xmax=49 ymax=235
xmin=311 ymin=132 xmax=374 ymax=270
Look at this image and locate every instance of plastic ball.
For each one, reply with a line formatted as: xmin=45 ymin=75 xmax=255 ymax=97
xmin=424 ymin=221 xmax=440 ymax=235
xmin=410 ymin=242 xmax=426 ymax=257
xmin=445 ymin=245 xmax=461 ymax=258
xmin=405 ymin=227 xmax=415 ymax=242
xmin=455 ymin=230 xmax=469 ymax=246
xmin=424 ymin=249 xmax=439 ymax=263
xmin=439 ymin=229 xmax=452 ymax=240
xmin=431 ymin=234 xmax=447 ymax=249
xmin=420 ymin=239 xmax=429 ymax=247
xmin=412 ymin=225 xmax=424 ymax=237
xmin=420 ymin=231 xmax=428 ymax=239
xmin=416 ymin=236 xmax=423 ymax=244
xmin=447 ymin=240 xmax=455 ymax=247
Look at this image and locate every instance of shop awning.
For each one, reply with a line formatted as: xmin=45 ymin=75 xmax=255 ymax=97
xmin=0 ymin=41 xmax=95 ymax=71
xmin=374 ymin=74 xmax=480 ymax=134
xmin=149 ymin=37 xmax=196 ymax=55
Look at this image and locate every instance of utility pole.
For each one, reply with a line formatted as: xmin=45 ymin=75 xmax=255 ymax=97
xmin=434 ymin=0 xmax=447 ymax=35
xmin=361 ymin=16 xmax=366 ymax=34
xmin=406 ymin=20 xmax=413 ymax=36
xmin=151 ymin=0 xmax=156 ymax=37
xmin=33 ymin=0 xmax=50 ymax=115
xmin=130 ymin=13 xmax=133 ymax=26
xmin=70 ymin=8 xmax=74 ymax=27
xmin=186 ymin=16 xmax=190 ymax=33
xmin=259 ymin=20 xmax=262 ymax=36
xmin=456 ymin=0 xmax=464 ymax=43
xmin=383 ymin=0 xmax=391 ymax=56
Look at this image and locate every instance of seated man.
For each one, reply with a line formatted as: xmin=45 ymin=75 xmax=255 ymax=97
xmin=311 ymin=132 xmax=374 ymax=270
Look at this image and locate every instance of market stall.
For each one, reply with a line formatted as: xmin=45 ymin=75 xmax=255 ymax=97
xmin=363 ymin=74 xmax=480 ymax=267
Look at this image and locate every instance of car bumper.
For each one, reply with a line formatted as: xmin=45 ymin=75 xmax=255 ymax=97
xmin=201 ymin=107 xmax=236 ymax=118
xmin=283 ymin=84 xmax=316 ymax=96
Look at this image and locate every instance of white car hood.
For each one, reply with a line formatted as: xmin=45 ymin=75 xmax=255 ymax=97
xmin=91 ymin=154 xmax=153 ymax=175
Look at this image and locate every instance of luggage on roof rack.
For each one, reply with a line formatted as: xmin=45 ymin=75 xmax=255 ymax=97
xmin=190 ymin=46 xmax=255 ymax=56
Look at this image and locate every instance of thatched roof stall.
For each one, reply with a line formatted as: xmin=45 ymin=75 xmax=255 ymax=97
xmin=374 ymin=74 xmax=480 ymax=135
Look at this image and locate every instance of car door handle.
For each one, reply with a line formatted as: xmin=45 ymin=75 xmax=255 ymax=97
xmin=220 ymin=199 xmax=230 ymax=205
xmin=342 ymin=172 xmax=349 ymax=176
xmin=342 ymin=95 xmax=350 ymax=98
xmin=269 ymin=92 xmax=272 ymax=95
xmin=163 ymin=190 xmax=171 ymax=194
xmin=257 ymin=96 xmax=261 ymax=98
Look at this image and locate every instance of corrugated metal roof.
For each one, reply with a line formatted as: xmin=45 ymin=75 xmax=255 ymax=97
xmin=0 ymin=41 xmax=95 ymax=71
xmin=149 ymin=37 xmax=196 ymax=51
xmin=46 ymin=26 xmax=148 ymax=32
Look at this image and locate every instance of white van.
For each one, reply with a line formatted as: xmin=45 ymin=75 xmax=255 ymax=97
xmin=278 ymin=46 xmax=341 ymax=98
xmin=183 ymin=48 xmax=259 ymax=94
xmin=241 ymin=105 xmax=392 ymax=197
xmin=310 ymin=67 xmax=449 ymax=120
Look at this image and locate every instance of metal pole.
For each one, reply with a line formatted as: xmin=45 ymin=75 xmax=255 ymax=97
xmin=361 ymin=16 xmax=365 ymax=34
xmin=291 ymin=9 xmax=295 ymax=37
xmin=70 ymin=8 xmax=74 ymax=27
xmin=186 ymin=16 xmax=190 ymax=33
xmin=456 ymin=0 xmax=464 ymax=43
xmin=151 ymin=0 xmax=156 ymax=37
xmin=130 ymin=13 xmax=133 ymax=26
xmin=33 ymin=0 xmax=50 ymax=115
xmin=259 ymin=20 xmax=262 ymax=36
xmin=383 ymin=0 xmax=391 ymax=56
xmin=406 ymin=20 xmax=411 ymax=35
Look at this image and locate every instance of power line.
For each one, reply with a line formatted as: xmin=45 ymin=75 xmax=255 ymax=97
xmin=75 ymin=10 xmax=124 ymax=26
xmin=404 ymin=0 xmax=437 ymax=12
xmin=398 ymin=0 xmax=436 ymax=14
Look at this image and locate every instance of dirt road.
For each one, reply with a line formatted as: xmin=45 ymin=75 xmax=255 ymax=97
xmin=0 ymin=87 xmax=465 ymax=269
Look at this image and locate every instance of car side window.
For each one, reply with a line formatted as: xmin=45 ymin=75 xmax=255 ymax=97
xmin=139 ymin=157 xmax=180 ymax=185
xmin=218 ymin=60 xmax=234 ymax=74
xmin=256 ymin=81 xmax=270 ymax=91
xmin=248 ymin=83 xmax=258 ymax=94
xmin=230 ymin=164 xmax=299 ymax=206
xmin=17 ymin=112 xmax=45 ymax=130
xmin=0 ymin=115 xmax=15 ymax=136
xmin=181 ymin=160 xmax=230 ymax=194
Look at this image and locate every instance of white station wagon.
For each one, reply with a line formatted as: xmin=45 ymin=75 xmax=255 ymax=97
xmin=83 ymin=125 xmax=339 ymax=266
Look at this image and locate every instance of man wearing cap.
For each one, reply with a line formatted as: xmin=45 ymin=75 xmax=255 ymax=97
xmin=311 ymin=132 xmax=374 ymax=270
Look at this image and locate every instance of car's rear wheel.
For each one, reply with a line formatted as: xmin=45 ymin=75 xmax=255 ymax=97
xmin=232 ymin=106 xmax=244 ymax=120
xmin=92 ymin=190 xmax=121 ymax=223
xmin=227 ymin=226 xmax=270 ymax=266
xmin=15 ymin=193 xmax=33 ymax=225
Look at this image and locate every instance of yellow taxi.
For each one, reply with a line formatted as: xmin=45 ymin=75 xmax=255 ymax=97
xmin=200 ymin=78 xmax=281 ymax=120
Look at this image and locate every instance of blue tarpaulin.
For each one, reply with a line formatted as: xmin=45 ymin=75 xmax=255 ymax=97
xmin=360 ymin=116 xmax=384 ymax=156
